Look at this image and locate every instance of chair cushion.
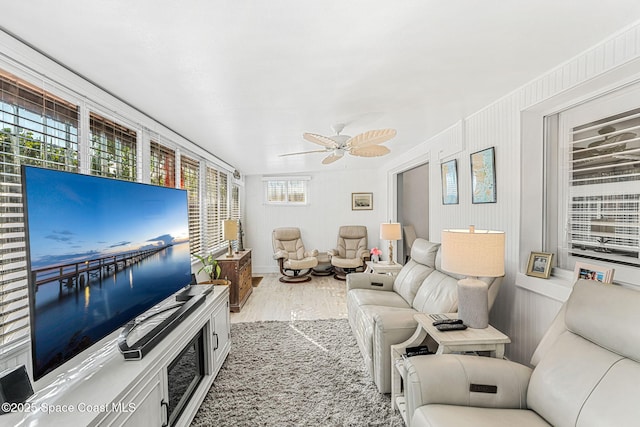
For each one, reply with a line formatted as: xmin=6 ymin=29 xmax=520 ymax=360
xmin=272 ymin=227 xmax=307 ymax=261
xmin=284 ymin=256 xmax=318 ymax=270
xmin=332 ymin=256 xmax=364 ymax=269
xmin=565 ymin=279 xmax=640 ymax=362
xmin=412 ymin=405 xmax=550 ymax=427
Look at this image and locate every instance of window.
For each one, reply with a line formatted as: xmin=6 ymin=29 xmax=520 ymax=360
xmin=150 ymin=141 xmax=176 ymax=187
xmin=89 ymin=113 xmax=137 ymax=180
xmin=181 ymin=156 xmax=201 ymax=256
xmin=0 ymin=70 xmax=79 ymax=347
xmin=547 ymin=83 xmax=640 ymax=284
xmin=231 ymin=183 xmax=240 ymax=221
xmin=204 ymin=166 xmax=229 ymax=253
xmin=264 ymin=176 xmax=310 ymax=205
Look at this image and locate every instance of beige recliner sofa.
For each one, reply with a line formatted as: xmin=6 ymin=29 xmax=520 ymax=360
xmin=346 ymin=238 xmax=502 ymax=394
xmin=404 ymin=279 xmax=640 ymax=427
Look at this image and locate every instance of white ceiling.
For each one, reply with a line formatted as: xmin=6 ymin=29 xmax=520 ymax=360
xmin=3 ymin=1 xmax=640 ymax=175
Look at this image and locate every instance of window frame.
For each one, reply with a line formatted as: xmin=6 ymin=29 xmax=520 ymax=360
xmin=263 ymin=176 xmax=310 ymax=206
xmin=545 ymin=82 xmax=640 ymax=286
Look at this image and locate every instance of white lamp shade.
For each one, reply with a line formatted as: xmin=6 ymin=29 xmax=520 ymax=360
xmin=223 ymin=219 xmax=238 ymax=240
xmin=441 ymin=228 xmax=505 ymax=277
xmin=380 ymin=223 xmax=402 ymax=241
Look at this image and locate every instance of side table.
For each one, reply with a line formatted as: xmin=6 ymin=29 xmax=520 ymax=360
xmin=364 ymin=261 xmax=403 ymax=276
xmin=390 ymin=313 xmax=510 ymax=425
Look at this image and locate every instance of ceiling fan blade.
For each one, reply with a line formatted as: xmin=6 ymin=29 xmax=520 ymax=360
xmin=322 ymin=154 xmax=343 ymax=164
xmin=303 ymin=133 xmax=338 ymax=148
xmin=279 ymin=149 xmax=328 ymax=157
xmin=350 ymin=145 xmax=391 ymax=157
xmin=347 ymin=129 xmax=397 ymax=148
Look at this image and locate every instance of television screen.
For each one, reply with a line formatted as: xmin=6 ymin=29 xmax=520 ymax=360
xmin=21 ymin=166 xmax=192 ymax=381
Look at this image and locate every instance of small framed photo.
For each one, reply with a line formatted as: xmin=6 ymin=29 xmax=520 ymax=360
xmin=352 ymin=192 xmax=373 ymax=210
xmin=526 ymin=252 xmax=553 ymax=279
xmin=470 ymin=147 xmax=497 ymax=204
xmin=574 ymin=262 xmax=614 ymax=284
xmin=440 ymin=159 xmax=459 ymax=205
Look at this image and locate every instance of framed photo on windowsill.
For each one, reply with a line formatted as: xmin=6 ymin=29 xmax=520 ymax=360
xmin=574 ymin=261 xmax=614 ymax=284
xmin=526 ymin=252 xmax=553 ymax=279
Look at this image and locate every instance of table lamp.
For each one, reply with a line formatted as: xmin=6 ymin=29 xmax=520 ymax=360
xmin=380 ymin=222 xmax=402 ymax=265
xmin=223 ymin=219 xmax=238 ymax=258
xmin=441 ymin=226 xmax=504 ymax=328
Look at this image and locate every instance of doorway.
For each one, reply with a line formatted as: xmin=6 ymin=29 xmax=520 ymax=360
xmin=397 ymin=162 xmax=429 ymax=263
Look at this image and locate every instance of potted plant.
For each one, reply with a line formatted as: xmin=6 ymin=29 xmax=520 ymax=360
xmin=193 ymin=253 xmax=229 ymax=285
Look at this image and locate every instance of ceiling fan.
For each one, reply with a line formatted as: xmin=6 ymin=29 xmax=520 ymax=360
xmin=280 ymin=124 xmax=397 ymax=164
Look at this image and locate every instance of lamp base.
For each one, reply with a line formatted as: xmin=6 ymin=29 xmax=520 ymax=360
xmin=457 ymin=278 xmax=489 ymax=329
xmin=226 ymin=241 xmax=234 ymax=258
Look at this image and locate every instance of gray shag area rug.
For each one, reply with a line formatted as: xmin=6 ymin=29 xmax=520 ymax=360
xmin=191 ymin=319 xmax=403 ymax=426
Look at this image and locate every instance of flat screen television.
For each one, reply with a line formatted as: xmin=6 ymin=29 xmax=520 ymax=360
xmin=21 ymin=166 xmax=192 ymax=381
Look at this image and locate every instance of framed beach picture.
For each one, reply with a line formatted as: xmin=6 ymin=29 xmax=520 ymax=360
xmin=526 ymin=252 xmax=553 ymax=279
xmin=352 ymin=192 xmax=373 ymax=210
xmin=574 ymin=261 xmax=614 ymax=284
xmin=441 ymin=159 xmax=459 ymax=205
xmin=470 ymin=147 xmax=496 ymax=204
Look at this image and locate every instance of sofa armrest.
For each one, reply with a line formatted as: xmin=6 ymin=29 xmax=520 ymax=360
xmin=305 ymin=249 xmax=319 ymax=257
xmin=404 ymin=354 xmax=532 ymax=420
xmin=346 ymin=272 xmax=395 ymax=292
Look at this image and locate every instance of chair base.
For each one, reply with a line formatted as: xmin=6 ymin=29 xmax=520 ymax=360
xmin=333 ymin=266 xmax=361 ymax=281
xmin=279 ymin=274 xmax=312 ymax=283
xmin=311 ymin=265 xmax=333 ymax=276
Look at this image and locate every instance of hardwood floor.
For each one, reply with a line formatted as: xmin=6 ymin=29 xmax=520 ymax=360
xmin=230 ymin=273 xmax=348 ymax=323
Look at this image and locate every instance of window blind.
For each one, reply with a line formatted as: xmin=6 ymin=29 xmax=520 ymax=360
xmin=150 ymin=141 xmax=175 ymax=187
xmin=0 ymin=71 xmax=79 ymax=347
xmin=181 ymin=155 xmax=201 ymax=256
xmin=204 ymin=166 xmax=230 ymax=253
xmin=568 ymin=108 xmax=640 ymax=266
xmin=89 ymin=113 xmax=136 ymax=181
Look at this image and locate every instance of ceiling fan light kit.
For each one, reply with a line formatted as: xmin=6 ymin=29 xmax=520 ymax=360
xmin=281 ymin=123 xmax=397 ymax=165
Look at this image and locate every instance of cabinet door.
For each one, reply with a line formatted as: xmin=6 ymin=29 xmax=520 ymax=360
xmin=96 ymin=372 xmax=164 ymax=427
xmin=211 ymin=299 xmax=231 ymax=376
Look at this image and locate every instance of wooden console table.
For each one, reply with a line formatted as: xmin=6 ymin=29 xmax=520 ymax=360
xmin=217 ymin=249 xmax=252 ymax=312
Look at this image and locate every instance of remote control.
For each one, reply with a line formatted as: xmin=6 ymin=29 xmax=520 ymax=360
xmin=432 ymin=318 xmax=463 ymax=326
xmin=435 ymin=323 xmax=467 ymax=331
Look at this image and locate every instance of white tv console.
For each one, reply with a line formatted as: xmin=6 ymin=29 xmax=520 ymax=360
xmin=5 ymin=285 xmax=230 ymax=427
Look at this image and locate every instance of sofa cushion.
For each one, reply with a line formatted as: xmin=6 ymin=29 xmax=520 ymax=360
xmin=412 ymin=270 xmax=459 ymax=313
xmin=392 ymin=260 xmax=435 ymax=306
xmin=412 ymin=405 xmax=550 ymax=427
xmin=347 ymin=288 xmax=411 ymax=309
xmin=411 ymin=239 xmax=440 ymax=267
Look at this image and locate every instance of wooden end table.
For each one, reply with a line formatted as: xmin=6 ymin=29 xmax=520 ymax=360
xmin=390 ymin=313 xmax=510 ymax=425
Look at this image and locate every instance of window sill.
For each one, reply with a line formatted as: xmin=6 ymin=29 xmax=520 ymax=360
xmin=515 ymin=271 xmax=574 ymax=303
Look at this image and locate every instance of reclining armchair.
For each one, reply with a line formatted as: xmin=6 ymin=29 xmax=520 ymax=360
xmin=328 ymin=225 xmax=369 ymax=280
xmin=403 ymin=279 xmax=640 ymax=427
xmin=272 ymin=227 xmax=318 ymax=283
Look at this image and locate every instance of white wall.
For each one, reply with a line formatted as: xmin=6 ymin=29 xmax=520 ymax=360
xmin=383 ymin=20 xmax=640 ymax=364
xmin=244 ymin=168 xmax=389 ymax=273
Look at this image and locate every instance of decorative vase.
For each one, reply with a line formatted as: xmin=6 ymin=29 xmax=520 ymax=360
xmin=371 ymin=255 xmax=379 ymax=263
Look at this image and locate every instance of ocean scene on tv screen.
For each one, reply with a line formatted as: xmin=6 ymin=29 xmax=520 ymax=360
xmin=22 ymin=166 xmax=191 ymax=380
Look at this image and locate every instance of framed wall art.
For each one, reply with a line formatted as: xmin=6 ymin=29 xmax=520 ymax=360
xmin=440 ymin=159 xmax=459 ymax=205
xmin=526 ymin=252 xmax=553 ymax=279
xmin=352 ymin=192 xmax=373 ymax=210
xmin=470 ymin=147 xmax=496 ymax=204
